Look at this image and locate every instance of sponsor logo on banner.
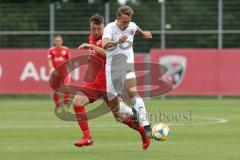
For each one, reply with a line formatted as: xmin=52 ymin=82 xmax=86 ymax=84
xmin=0 ymin=64 xmax=2 ymax=79
xmin=159 ymin=55 xmax=187 ymax=88
xmin=19 ymin=61 xmax=81 ymax=82
xmin=20 ymin=62 xmax=50 ymax=81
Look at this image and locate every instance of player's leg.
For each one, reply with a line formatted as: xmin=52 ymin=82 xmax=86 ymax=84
xmin=124 ymin=78 xmax=151 ymax=149
xmin=51 ymin=72 xmax=71 ymax=111
xmin=105 ymin=60 xmax=150 ymax=149
xmin=64 ymin=93 xmax=70 ymax=106
xmin=105 ymin=66 xmax=144 ymax=134
xmin=108 ymin=95 xmax=137 ymax=122
xmin=114 ymin=103 xmax=139 ymax=131
xmin=125 ymin=78 xmax=152 ymax=138
xmin=98 ymin=82 xmax=149 ymax=150
xmin=73 ymin=91 xmax=94 ymax=147
xmin=110 ymin=98 xmax=150 ymax=150
xmin=105 ymin=64 xmax=136 ymax=123
xmin=53 ymin=92 xmax=60 ymax=108
xmin=63 ymin=74 xmax=71 ymax=109
xmin=101 ymin=89 xmax=138 ymax=129
xmin=51 ymin=75 xmax=63 ymax=110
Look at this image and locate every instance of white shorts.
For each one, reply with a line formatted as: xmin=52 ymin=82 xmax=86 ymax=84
xmin=106 ymin=54 xmax=136 ymax=101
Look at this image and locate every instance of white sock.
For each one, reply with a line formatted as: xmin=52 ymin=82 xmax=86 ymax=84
xmin=118 ymin=101 xmax=133 ymax=116
xmin=132 ymin=97 xmax=149 ymax=126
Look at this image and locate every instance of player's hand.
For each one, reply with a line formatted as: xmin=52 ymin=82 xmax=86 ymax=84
xmin=118 ymin=35 xmax=128 ymax=43
xmin=143 ymin=31 xmax=152 ymax=39
xmin=78 ymin=43 xmax=92 ymax=50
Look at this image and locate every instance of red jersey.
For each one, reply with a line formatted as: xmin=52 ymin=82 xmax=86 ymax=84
xmin=88 ymin=34 xmax=106 ymax=85
xmin=47 ymin=46 xmax=70 ymax=69
xmin=78 ymin=35 xmax=107 ymax=103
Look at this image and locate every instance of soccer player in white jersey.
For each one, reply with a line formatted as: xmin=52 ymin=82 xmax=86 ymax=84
xmin=102 ymin=6 xmax=153 ymax=141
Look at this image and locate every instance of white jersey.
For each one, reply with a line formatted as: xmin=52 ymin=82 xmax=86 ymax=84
xmin=102 ymin=20 xmax=138 ymax=64
xmin=102 ymin=20 xmax=138 ymax=101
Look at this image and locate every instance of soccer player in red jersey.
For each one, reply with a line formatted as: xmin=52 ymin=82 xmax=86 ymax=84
xmin=73 ymin=14 xmax=150 ymax=149
xmin=47 ymin=35 xmax=71 ymax=111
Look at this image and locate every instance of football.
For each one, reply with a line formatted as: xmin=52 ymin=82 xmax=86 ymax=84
xmin=152 ymin=123 xmax=170 ymax=141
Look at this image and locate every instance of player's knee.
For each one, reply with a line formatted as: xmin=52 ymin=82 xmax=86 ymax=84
xmin=109 ymin=97 xmax=120 ymax=107
xmin=73 ymin=95 xmax=86 ymax=106
xmin=113 ymin=112 xmax=129 ymax=123
xmin=111 ymin=105 xmax=119 ymax=118
xmin=111 ymin=105 xmax=122 ymax=122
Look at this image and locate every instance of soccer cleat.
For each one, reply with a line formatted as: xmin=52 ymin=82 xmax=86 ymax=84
xmin=131 ymin=108 xmax=140 ymax=128
xmin=74 ymin=137 xmax=94 ymax=147
xmin=144 ymin=124 xmax=153 ymax=138
xmin=138 ymin=126 xmax=151 ymax=150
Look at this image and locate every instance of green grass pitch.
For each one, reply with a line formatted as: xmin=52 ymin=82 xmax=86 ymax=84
xmin=0 ymin=97 xmax=239 ymax=160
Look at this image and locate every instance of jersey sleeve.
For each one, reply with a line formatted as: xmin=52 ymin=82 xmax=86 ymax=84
xmin=47 ymin=49 xmax=53 ymax=60
xmin=102 ymin=24 xmax=113 ymax=40
xmin=131 ymin=22 xmax=138 ymax=32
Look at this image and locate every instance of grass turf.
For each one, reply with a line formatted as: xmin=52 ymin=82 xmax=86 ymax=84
xmin=0 ymin=98 xmax=239 ymax=160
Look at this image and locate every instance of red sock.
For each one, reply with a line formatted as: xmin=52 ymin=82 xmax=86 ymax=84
xmin=74 ymin=105 xmax=91 ymax=138
xmin=53 ymin=93 xmax=60 ymax=108
xmin=64 ymin=93 xmax=70 ymax=106
xmin=123 ymin=115 xmax=138 ymax=131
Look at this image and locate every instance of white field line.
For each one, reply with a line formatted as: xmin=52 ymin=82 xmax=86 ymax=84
xmin=0 ymin=116 xmax=228 ymax=129
xmin=167 ymin=116 xmax=228 ymax=126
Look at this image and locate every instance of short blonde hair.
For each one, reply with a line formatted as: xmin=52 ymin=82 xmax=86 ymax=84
xmin=54 ymin=35 xmax=62 ymax=39
xmin=117 ymin=5 xmax=134 ymax=17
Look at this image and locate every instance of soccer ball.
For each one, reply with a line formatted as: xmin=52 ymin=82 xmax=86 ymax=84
xmin=152 ymin=123 xmax=170 ymax=141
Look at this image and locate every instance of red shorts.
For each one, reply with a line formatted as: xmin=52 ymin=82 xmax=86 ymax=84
xmin=50 ymin=73 xmax=71 ymax=89
xmin=79 ymin=81 xmax=108 ymax=103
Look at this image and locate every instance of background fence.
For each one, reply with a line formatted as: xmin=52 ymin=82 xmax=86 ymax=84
xmin=0 ymin=0 xmax=239 ymax=52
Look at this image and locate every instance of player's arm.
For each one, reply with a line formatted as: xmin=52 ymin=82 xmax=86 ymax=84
xmin=78 ymin=43 xmax=105 ymax=56
xmin=136 ymin=26 xmax=152 ymax=39
xmin=48 ymin=59 xmax=58 ymax=76
xmin=102 ymin=37 xmax=118 ymax=49
xmin=102 ymin=35 xmax=127 ymax=49
xmin=47 ymin=51 xmax=55 ymax=71
xmin=47 ymin=51 xmax=58 ymax=75
xmin=102 ymin=24 xmax=127 ymax=49
xmin=48 ymin=59 xmax=54 ymax=70
xmin=48 ymin=60 xmax=55 ymax=71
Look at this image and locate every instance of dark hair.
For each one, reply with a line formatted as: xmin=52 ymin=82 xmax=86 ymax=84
xmin=117 ymin=5 xmax=134 ymax=17
xmin=89 ymin=14 xmax=104 ymax=25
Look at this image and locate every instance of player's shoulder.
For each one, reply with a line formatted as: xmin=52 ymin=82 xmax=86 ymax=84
xmin=106 ymin=21 xmax=115 ymax=27
xmin=129 ymin=22 xmax=137 ymax=28
xmin=105 ymin=22 xmax=115 ymax=29
xmin=88 ymin=34 xmax=94 ymax=41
